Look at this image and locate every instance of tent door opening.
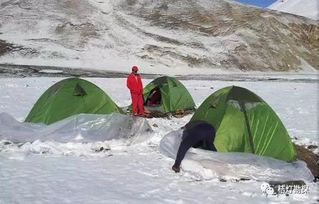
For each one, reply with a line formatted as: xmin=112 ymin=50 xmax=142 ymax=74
xmin=146 ymin=87 xmax=161 ymax=106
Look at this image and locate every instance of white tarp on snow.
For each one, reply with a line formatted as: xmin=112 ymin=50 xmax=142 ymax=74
xmin=160 ymin=129 xmax=314 ymax=182
xmin=0 ymin=112 xmax=152 ymax=144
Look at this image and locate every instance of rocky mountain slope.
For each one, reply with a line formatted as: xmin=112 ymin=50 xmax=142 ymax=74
xmin=0 ymin=0 xmax=318 ymax=73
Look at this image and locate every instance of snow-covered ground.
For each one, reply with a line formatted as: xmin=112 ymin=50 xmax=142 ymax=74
xmin=268 ymin=0 xmax=319 ymax=20
xmin=0 ymin=76 xmax=318 ymax=203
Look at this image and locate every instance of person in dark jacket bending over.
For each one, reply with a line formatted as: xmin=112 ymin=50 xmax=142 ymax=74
xmin=172 ymin=120 xmax=217 ymax=173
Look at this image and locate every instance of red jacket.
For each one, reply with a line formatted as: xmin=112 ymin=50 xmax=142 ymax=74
xmin=127 ymin=73 xmax=143 ymax=94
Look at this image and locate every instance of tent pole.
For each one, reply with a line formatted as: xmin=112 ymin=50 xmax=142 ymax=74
xmin=240 ymin=102 xmax=255 ymax=154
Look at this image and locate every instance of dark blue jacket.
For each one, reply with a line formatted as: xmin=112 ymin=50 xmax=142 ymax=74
xmin=173 ymin=120 xmax=216 ymax=168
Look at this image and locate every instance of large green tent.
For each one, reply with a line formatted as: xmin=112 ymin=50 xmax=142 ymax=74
xmin=143 ymin=76 xmax=195 ymax=113
xmin=25 ymin=78 xmax=123 ymax=125
xmin=191 ymin=86 xmax=297 ymax=162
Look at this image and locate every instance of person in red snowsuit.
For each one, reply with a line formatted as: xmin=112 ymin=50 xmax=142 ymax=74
xmin=127 ymin=66 xmax=145 ymax=116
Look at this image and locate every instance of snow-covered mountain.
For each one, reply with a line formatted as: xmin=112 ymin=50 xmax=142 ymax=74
xmin=268 ymin=0 xmax=319 ymax=21
xmin=0 ymin=0 xmax=318 ymax=74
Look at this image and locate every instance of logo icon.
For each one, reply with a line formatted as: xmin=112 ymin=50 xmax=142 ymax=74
xmin=261 ymin=182 xmax=274 ymax=195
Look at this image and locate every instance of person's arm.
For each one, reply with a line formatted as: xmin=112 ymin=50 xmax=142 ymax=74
xmin=127 ymin=75 xmax=131 ymax=90
xmin=138 ymin=75 xmax=143 ymax=94
xmin=172 ymin=133 xmax=197 ymax=172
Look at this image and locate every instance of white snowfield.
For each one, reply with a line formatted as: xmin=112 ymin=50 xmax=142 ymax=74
xmin=268 ymin=0 xmax=319 ymax=20
xmin=0 ymin=77 xmax=318 ymax=203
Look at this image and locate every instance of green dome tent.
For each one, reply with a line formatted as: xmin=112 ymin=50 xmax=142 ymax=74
xmin=25 ymin=78 xmax=123 ymax=125
xmin=143 ymin=76 xmax=195 ymax=114
xmin=191 ymin=86 xmax=297 ymax=162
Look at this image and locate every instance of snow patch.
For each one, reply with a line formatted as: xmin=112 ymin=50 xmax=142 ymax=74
xmin=268 ymin=0 xmax=319 ymax=20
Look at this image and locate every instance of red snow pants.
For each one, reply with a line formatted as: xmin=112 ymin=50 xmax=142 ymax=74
xmin=131 ymin=92 xmax=144 ymax=115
